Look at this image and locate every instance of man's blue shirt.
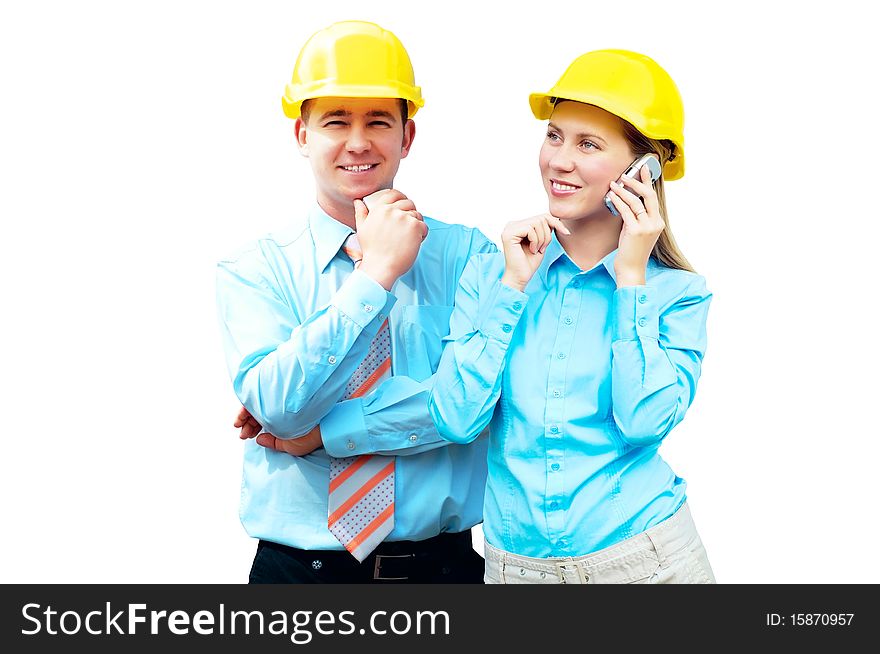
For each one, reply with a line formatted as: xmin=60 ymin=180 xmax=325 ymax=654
xmin=217 ymin=204 xmax=496 ymax=549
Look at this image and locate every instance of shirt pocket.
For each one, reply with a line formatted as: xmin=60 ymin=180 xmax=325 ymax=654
xmin=399 ymin=305 xmax=454 ymax=382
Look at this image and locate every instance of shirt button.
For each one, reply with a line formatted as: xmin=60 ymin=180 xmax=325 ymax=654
xmin=638 ymin=294 xmax=647 ymax=304
xmin=563 ymin=316 xmax=573 ymax=325
xmin=572 ymin=280 xmax=582 ymax=289
xmin=346 ymin=441 xmax=355 ymax=450
xmin=551 ymin=463 xmax=560 ymax=471
xmin=553 ymin=390 xmax=562 ymax=398
xmin=557 ymin=352 xmax=566 ymax=360
xmin=327 ymin=355 xmax=337 ymax=364
xmin=638 ymin=317 xmax=647 ymax=327
xmin=408 ymin=434 xmax=418 ymax=442
xmin=512 ymin=301 xmax=523 ymax=311
xmin=549 ymin=425 xmax=559 ymax=434
xmin=364 ymin=304 xmax=374 ymax=313
xmin=502 ymin=323 xmax=512 ymax=333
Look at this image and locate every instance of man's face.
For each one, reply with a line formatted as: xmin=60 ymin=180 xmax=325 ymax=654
xmin=295 ymin=97 xmax=415 ymax=221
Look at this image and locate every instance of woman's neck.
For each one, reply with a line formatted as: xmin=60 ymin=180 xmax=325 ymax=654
xmin=556 ymin=212 xmax=622 ymax=272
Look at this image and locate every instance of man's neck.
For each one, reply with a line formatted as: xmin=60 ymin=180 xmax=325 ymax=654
xmin=317 ymin=198 xmax=356 ymax=230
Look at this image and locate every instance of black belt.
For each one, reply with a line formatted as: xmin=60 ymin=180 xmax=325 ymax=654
xmin=261 ymin=530 xmax=474 ymax=581
xmin=369 ymin=531 xmax=473 ymax=580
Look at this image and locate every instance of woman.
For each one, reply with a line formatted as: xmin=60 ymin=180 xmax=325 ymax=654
xmin=428 ymin=49 xmax=715 ymax=584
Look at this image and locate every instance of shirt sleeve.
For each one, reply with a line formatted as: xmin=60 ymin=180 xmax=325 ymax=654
xmin=321 ymin=231 xmax=499 ymax=457
xmin=216 ymin=256 xmax=394 ymax=439
xmin=427 ymin=255 xmax=528 ymax=444
xmin=610 ymin=275 xmax=712 ymax=446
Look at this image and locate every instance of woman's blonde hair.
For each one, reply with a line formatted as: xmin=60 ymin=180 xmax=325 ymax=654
xmin=620 ymin=121 xmax=695 ymax=273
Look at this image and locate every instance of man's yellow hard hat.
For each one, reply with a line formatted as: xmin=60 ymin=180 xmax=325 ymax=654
xmin=282 ymin=21 xmax=424 ymax=120
xmin=530 ymin=49 xmax=686 ymax=180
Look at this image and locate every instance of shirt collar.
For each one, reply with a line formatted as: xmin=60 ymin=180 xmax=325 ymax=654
xmin=537 ymin=234 xmax=655 ymax=287
xmin=598 ymin=248 xmax=619 ymax=282
xmin=536 ymin=234 xmax=569 ymax=287
xmin=309 ymin=204 xmax=355 ymax=272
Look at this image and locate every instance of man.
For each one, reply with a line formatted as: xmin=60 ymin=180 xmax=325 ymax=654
xmin=216 ymin=20 xmax=495 ymax=583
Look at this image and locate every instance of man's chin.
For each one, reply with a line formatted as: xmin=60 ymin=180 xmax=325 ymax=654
xmin=344 ymin=184 xmax=392 ymax=202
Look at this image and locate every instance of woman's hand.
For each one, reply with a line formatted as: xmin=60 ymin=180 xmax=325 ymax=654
xmin=500 ymin=213 xmax=570 ymax=292
xmin=607 ymin=163 xmax=665 ymax=287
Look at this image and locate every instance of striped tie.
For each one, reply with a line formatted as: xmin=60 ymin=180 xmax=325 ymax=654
xmin=328 ymin=234 xmax=396 ymax=561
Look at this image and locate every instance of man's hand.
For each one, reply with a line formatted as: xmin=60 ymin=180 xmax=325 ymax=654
xmin=234 ymin=405 xmax=263 ymax=440
xmin=255 ymin=425 xmax=323 ymax=456
xmin=235 ymin=405 xmax=323 ymax=456
xmin=354 ymin=188 xmax=428 ymax=290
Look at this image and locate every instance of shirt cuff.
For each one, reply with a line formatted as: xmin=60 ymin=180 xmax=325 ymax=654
xmin=479 ymin=280 xmax=529 ymax=342
xmin=612 ymin=285 xmax=659 ymax=341
xmin=332 ymin=269 xmax=397 ymax=331
xmin=321 ymin=398 xmax=368 ymax=457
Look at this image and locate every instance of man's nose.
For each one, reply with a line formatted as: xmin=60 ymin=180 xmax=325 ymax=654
xmin=345 ymin=125 xmax=370 ymax=153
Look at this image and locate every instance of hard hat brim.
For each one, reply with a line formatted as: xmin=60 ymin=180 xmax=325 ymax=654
xmin=283 ymin=83 xmax=424 ymax=120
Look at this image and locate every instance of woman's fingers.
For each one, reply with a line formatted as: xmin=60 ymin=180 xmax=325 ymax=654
xmin=547 ymin=214 xmax=571 ymax=236
xmin=610 ymin=181 xmax=647 ymax=219
xmin=536 ymin=217 xmax=550 ymax=253
xmin=505 ymin=213 xmax=572 ymax=256
xmin=617 ymin=165 xmax=660 ymax=216
xmin=527 ymin=225 xmax=540 ymax=254
xmin=607 ymin=190 xmax=638 ymax=226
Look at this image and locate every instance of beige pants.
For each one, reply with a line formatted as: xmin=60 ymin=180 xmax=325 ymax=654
xmin=484 ymin=503 xmax=715 ymax=584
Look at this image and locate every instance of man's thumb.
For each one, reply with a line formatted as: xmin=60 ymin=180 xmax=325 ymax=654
xmin=353 ymin=199 xmax=368 ymax=228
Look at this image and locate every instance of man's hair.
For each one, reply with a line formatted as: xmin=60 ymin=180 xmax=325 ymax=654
xmin=300 ymin=98 xmax=409 ymax=125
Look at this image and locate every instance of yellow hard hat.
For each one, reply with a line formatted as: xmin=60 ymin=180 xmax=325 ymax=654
xmin=282 ymin=21 xmax=424 ymax=120
xmin=529 ymin=49 xmax=686 ymax=180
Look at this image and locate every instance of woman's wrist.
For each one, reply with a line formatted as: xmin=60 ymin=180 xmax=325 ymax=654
xmin=614 ymin=266 xmax=646 ymax=288
xmin=500 ymin=271 xmax=527 ymax=292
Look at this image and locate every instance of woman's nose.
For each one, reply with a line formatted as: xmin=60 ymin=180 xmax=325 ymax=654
xmin=549 ymin=146 xmax=575 ymax=172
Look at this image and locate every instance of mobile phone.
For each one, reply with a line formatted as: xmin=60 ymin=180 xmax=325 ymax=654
xmin=604 ymin=153 xmax=662 ymax=217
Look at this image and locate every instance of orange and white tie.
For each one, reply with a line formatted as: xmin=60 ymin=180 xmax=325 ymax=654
xmin=328 ymin=234 xmax=395 ymax=561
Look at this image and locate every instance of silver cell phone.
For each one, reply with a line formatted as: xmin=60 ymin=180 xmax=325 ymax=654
xmin=604 ymin=153 xmax=662 ymax=217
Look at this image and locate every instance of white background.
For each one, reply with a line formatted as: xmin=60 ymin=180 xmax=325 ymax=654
xmin=1 ymin=0 xmax=877 ymax=584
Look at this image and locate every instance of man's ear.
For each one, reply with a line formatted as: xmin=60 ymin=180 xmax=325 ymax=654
xmin=294 ymin=117 xmax=309 ymax=156
xmin=400 ymin=119 xmax=415 ymax=159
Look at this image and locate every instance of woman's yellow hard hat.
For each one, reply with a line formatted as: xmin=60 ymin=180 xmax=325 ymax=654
xmin=282 ymin=21 xmax=424 ymax=120
xmin=530 ymin=49 xmax=685 ymax=180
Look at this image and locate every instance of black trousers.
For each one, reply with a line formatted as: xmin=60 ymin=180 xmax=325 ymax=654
xmin=249 ymin=530 xmax=485 ymax=583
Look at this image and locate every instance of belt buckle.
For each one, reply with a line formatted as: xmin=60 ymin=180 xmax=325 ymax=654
xmin=373 ymin=553 xmax=412 ymax=580
xmin=555 ymin=560 xmax=590 ymax=584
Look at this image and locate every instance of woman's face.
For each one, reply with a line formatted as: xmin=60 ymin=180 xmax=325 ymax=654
xmin=539 ymin=101 xmax=636 ymax=221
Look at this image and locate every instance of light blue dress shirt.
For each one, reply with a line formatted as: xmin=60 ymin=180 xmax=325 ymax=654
xmin=217 ymin=204 xmax=496 ymax=550
xmin=429 ymin=234 xmax=712 ymax=558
